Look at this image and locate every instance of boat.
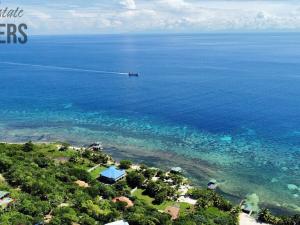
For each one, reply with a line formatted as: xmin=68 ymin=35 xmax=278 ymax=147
xmin=128 ymin=72 xmax=139 ymax=77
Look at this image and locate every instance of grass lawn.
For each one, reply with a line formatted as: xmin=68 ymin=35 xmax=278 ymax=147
xmin=36 ymin=143 xmax=79 ymax=158
xmin=133 ymin=189 xmax=193 ymax=214
xmin=89 ymin=166 xmax=108 ymax=179
xmin=126 ymin=168 xmax=135 ymax=173
xmin=154 ymin=200 xmax=193 ymax=213
xmin=74 ymin=162 xmax=92 ymax=171
xmin=36 ymin=143 xmax=108 ymax=179
xmin=178 ymin=202 xmax=194 ymax=216
xmin=133 ymin=188 xmax=154 ymax=205
xmin=154 ymin=200 xmax=176 ymax=211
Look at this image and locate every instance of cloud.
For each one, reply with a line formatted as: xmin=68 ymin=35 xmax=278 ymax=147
xmin=27 ymin=11 xmax=52 ymax=20
xmin=6 ymin=0 xmax=300 ymax=34
xmin=120 ymin=0 xmax=136 ymax=10
xmin=160 ymin=0 xmax=189 ymax=10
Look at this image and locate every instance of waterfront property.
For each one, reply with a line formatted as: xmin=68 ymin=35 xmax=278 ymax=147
xmin=89 ymin=142 xmax=103 ymax=151
xmin=1 ymin=142 xmax=298 ymax=224
xmin=100 ymin=166 xmax=126 ymax=183
xmin=170 ymin=167 xmax=182 ymax=174
xmin=241 ymin=202 xmax=254 ymax=216
xmin=207 ymin=181 xmax=218 ymax=190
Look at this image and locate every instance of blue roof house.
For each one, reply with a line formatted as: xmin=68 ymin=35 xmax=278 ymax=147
xmin=100 ymin=166 xmax=126 ymax=183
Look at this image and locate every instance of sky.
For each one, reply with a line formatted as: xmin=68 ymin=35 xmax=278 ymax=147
xmin=2 ymin=0 xmax=300 ymax=34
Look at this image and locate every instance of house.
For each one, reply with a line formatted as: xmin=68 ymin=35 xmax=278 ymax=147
xmin=207 ymin=181 xmax=218 ymax=190
xmin=105 ymin=220 xmax=129 ymax=225
xmin=170 ymin=167 xmax=182 ymax=174
xmin=89 ymin=142 xmax=103 ymax=151
xmin=112 ymin=196 xmax=134 ymax=208
xmin=100 ymin=166 xmax=126 ymax=183
xmin=241 ymin=202 xmax=254 ymax=215
xmin=0 ymin=191 xmax=14 ymax=209
xmin=240 ymin=199 xmax=256 ymax=216
xmin=165 ymin=205 xmax=180 ymax=220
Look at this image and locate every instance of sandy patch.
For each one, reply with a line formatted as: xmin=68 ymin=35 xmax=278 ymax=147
xmin=239 ymin=213 xmax=270 ymax=225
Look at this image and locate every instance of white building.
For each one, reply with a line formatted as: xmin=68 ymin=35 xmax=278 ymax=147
xmin=105 ymin=220 xmax=129 ymax=225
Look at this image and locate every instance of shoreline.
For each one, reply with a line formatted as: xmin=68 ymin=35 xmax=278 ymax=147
xmin=1 ymin=141 xmax=298 ymax=225
xmin=1 ymin=140 xmax=298 ymax=216
xmin=0 ymin=142 xmax=242 ymax=224
xmin=0 ymin=107 xmax=299 ymax=215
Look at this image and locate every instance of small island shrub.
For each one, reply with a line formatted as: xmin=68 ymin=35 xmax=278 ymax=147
xmin=143 ymin=168 xmax=157 ymax=179
xmin=23 ymin=141 xmax=34 ymax=152
xmin=126 ymin=171 xmax=145 ymax=188
xmin=119 ymin=160 xmax=132 ymax=169
xmin=58 ymin=143 xmax=70 ymax=151
xmin=153 ymin=191 xmax=167 ymax=205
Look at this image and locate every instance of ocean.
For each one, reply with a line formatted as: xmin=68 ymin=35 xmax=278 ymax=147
xmin=0 ymin=33 xmax=299 ymax=214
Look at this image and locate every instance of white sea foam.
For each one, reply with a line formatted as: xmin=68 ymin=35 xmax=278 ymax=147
xmin=0 ymin=61 xmax=128 ymax=75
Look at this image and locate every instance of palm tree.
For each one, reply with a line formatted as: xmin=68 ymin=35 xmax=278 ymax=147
xmin=258 ymin=208 xmax=273 ymax=223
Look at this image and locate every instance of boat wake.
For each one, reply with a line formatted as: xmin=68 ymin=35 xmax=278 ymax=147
xmin=0 ymin=61 xmax=128 ymax=75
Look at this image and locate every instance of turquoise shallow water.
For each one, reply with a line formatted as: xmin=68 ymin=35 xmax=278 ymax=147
xmin=0 ymin=108 xmax=299 ymax=213
xmin=0 ymin=33 xmax=299 ymax=213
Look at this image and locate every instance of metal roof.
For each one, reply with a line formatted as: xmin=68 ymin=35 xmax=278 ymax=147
xmin=101 ymin=166 xmax=125 ymax=181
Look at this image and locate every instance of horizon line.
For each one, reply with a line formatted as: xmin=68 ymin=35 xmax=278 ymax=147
xmin=29 ymin=30 xmax=300 ymax=37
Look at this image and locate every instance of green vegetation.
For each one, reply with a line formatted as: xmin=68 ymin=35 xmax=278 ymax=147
xmin=90 ymin=166 xmax=108 ymax=180
xmin=132 ymin=189 xmax=154 ymax=205
xmin=126 ymin=171 xmax=145 ymax=188
xmin=132 ymin=189 xmax=191 ymax=214
xmin=174 ymin=207 xmax=238 ymax=225
xmin=119 ymin=160 xmax=132 ymax=170
xmin=258 ymin=208 xmax=300 ymax=225
xmin=58 ymin=142 xmax=70 ymax=152
xmin=0 ymin=142 xmax=297 ymax=225
xmin=188 ymin=188 xmax=233 ymax=211
xmin=22 ymin=141 xmax=34 ymax=152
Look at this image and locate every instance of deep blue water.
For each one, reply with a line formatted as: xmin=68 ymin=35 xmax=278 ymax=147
xmin=0 ymin=33 xmax=299 ymax=212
